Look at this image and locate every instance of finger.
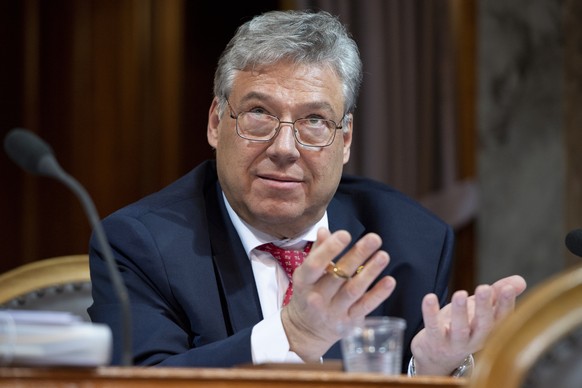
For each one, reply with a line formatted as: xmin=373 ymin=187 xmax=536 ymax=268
xmin=347 ymin=275 xmax=396 ymax=318
xmin=310 ymin=227 xmax=331 ymax=251
xmin=335 ymin=232 xmax=383 ymax=276
xmin=470 ymin=285 xmax=494 ymax=346
xmin=493 ymin=284 xmax=518 ymax=321
xmin=316 ymin=233 xmax=384 ymax=294
xmin=449 ymin=290 xmax=470 ymax=347
xmin=491 ymin=275 xmax=527 ymax=296
xmin=421 ymin=293 xmax=444 ymax=340
xmin=331 ymin=249 xmax=390 ymax=309
xmin=297 ymin=229 xmax=352 ymax=284
xmin=325 ymin=262 xmax=351 ymax=280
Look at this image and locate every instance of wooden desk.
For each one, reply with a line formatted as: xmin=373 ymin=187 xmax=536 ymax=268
xmin=0 ymin=366 xmax=466 ymax=388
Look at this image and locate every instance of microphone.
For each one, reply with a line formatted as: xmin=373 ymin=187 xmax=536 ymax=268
xmin=3 ymin=128 xmax=133 ymax=366
xmin=566 ymin=228 xmax=582 ymax=258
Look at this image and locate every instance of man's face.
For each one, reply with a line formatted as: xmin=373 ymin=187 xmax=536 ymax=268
xmin=207 ymin=61 xmax=352 ymax=238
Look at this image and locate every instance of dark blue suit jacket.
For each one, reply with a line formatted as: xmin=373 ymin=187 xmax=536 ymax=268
xmin=88 ymin=160 xmax=454 ymax=369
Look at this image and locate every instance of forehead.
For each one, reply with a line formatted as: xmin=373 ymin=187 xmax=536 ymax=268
xmin=230 ymin=62 xmax=345 ymax=111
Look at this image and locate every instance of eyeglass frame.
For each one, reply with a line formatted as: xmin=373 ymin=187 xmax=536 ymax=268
xmin=225 ymin=99 xmax=346 ymax=148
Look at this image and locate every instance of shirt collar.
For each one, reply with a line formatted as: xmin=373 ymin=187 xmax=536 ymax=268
xmin=222 ymin=192 xmax=327 ymax=257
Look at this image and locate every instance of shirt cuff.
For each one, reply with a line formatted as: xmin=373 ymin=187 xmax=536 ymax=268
xmin=251 ymin=310 xmax=303 ymax=364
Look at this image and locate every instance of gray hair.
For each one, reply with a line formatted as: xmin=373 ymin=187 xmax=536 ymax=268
xmin=213 ymin=10 xmax=363 ymax=122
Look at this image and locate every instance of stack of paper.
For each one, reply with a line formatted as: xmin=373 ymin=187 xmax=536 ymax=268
xmin=0 ymin=310 xmax=112 ymax=366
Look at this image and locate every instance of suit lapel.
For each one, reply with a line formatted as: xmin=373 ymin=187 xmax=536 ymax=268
xmin=205 ymin=179 xmax=263 ymax=334
xmin=327 ymin=197 xmax=366 ymax=258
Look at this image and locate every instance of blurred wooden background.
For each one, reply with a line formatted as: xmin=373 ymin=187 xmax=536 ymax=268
xmin=0 ymin=0 xmax=282 ymax=270
xmin=0 ymin=0 xmax=479 ymax=294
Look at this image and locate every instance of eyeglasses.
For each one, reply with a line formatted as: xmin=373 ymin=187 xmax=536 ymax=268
xmin=226 ymin=99 xmax=344 ymax=148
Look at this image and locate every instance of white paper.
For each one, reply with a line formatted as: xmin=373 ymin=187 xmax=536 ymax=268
xmin=0 ymin=309 xmax=112 ymax=366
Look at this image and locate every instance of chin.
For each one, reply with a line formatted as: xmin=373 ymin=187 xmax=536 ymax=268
xmin=252 ymin=203 xmax=303 ymax=222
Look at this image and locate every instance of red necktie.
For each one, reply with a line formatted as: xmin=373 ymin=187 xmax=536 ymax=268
xmin=256 ymin=242 xmax=312 ymax=306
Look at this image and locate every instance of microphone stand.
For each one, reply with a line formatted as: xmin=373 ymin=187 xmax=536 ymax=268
xmin=47 ymin=159 xmax=133 ymax=366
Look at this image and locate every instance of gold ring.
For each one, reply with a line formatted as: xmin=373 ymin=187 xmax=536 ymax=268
xmin=326 ymin=262 xmax=350 ymax=280
xmin=355 ymin=265 xmax=364 ymax=275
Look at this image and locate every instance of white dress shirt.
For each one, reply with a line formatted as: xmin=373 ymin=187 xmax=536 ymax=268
xmin=222 ymin=193 xmax=328 ymax=363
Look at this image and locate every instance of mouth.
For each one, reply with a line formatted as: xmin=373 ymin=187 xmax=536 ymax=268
xmin=259 ymin=174 xmax=301 ymax=183
xmin=257 ymin=174 xmax=303 ymax=189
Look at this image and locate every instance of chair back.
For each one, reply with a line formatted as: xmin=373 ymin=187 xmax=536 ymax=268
xmin=469 ymin=264 xmax=582 ymax=388
xmin=0 ymin=255 xmax=92 ymax=322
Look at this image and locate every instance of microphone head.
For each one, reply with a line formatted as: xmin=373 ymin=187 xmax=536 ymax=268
xmin=565 ymin=229 xmax=582 ymax=258
xmin=4 ymin=128 xmax=56 ymax=175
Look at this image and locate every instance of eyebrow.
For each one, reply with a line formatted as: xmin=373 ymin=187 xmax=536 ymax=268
xmin=238 ymin=92 xmax=338 ymax=115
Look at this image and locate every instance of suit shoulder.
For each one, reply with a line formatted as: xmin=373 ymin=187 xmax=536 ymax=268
xmin=337 ymin=174 xmax=416 ymax=207
xmin=105 ymin=160 xmax=217 ymax=220
xmin=338 ymin=174 xmax=402 ymax=196
xmin=336 ymin=174 xmax=448 ymax=228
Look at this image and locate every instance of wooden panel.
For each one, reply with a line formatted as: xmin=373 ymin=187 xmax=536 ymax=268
xmin=450 ymin=0 xmax=476 ymax=179
xmin=449 ymin=0 xmax=477 ymax=292
xmin=0 ymin=0 xmax=188 ymax=269
xmin=0 ymin=1 xmax=29 ymax=270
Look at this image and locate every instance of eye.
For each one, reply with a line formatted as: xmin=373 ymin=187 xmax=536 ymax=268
xmin=247 ymin=106 xmax=270 ymax=115
xmin=300 ymin=115 xmax=331 ymax=128
xmin=245 ymin=108 xmax=274 ymax=123
xmin=304 ymin=117 xmax=325 ymax=125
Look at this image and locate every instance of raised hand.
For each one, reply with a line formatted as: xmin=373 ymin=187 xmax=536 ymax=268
xmin=410 ymin=275 xmax=527 ymax=375
xmin=281 ymin=228 xmax=396 ymax=361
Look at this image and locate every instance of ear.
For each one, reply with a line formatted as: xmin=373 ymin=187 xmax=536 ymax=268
xmin=207 ymin=97 xmax=221 ymax=148
xmin=342 ymin=113 xmax=353 ymax=164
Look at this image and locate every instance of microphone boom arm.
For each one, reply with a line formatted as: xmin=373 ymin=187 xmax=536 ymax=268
xmin=42 ymin=155 xmax=133 ymax=367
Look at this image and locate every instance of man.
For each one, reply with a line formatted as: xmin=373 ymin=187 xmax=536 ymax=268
xmin=88 ymin=9 xmax=526 ymax=375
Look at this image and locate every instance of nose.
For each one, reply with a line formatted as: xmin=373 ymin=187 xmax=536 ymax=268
xmin=266 ymin=121 xmax=300 ymax=159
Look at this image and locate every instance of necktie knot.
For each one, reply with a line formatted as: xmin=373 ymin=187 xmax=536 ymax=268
xmin=256 ymin=241 xmax=312 ymax=306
